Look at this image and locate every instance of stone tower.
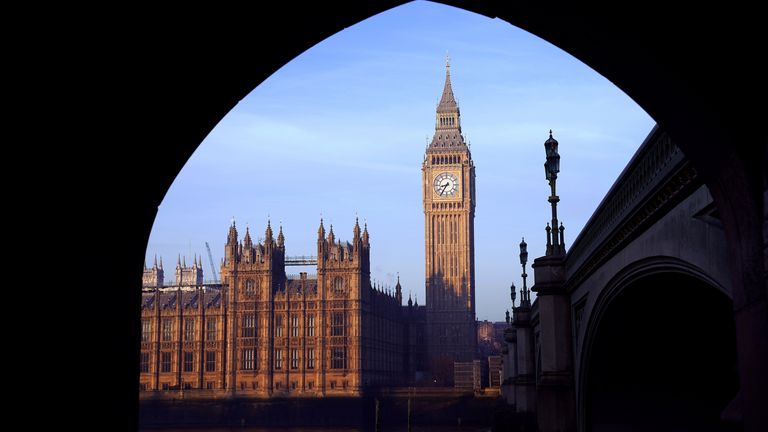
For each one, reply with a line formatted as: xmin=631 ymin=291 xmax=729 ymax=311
xmin=142 ymin=256 xmax=164 ymax=288
xmin=422 ymin=57 xmax=477 ymax=383
xmin=176 ymin=254 xmax=203 ymax=286
xmin=220 ymin=220 xmax=287 ymax=393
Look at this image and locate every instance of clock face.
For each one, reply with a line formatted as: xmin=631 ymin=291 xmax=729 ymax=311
xmin=434 ymin=172 xmax=459 ymax=197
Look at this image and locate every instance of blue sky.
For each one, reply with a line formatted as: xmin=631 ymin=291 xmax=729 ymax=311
xmin=145 ymin=1 xmax=655 ymax=321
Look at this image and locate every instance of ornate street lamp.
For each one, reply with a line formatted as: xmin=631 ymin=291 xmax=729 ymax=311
xmin=544 ymin=130 xmax=565 ymax=255
xmin=510 ymin=282 xmax=516 ymax=308
xmin=519 ymin=237 xmax=530 ymax=305
xmin=544 ymin=130 xmax=560 ymax=185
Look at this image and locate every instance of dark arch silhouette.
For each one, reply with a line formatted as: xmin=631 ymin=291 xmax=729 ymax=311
xmin=583 ymin=271 xmax=738 ymax=432
xmin=74 ymin=2 xmax=766 ymax=430
xmin=578 ymin=257 xmax=736 ymax=430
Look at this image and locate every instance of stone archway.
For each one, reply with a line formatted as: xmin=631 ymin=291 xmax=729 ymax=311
xmin=580 ymin=266 xmax=738 ymax=432
xmin=75 ymin=3 xmax=765 ymax=430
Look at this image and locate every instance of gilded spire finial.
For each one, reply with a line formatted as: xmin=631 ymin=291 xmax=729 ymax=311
xmin=446 ymin=51 xmax=450 ymax=70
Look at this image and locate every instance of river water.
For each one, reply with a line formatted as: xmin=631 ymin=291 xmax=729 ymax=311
xmin=140 ymin=427 xmax=491 ymax=431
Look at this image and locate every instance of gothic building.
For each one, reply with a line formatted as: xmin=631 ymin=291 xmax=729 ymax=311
xmin=422 ymin=58 xmax=477 ymax=383
xmin=139 ymin=219 xmax=427 ymax=396
xmin=140 ymin=61 xmax=477 ymax=394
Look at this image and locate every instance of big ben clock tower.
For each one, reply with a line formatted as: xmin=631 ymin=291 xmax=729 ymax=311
xmin=423 ymin=57 xmax=476 ymax=383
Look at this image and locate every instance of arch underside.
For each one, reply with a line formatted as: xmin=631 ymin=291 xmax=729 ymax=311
xmin=581 ymin=270 xmax=738 ymax=432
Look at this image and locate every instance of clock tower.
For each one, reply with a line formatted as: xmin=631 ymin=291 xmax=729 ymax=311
xmin=422 ymin=57 xmax=476 ymax=383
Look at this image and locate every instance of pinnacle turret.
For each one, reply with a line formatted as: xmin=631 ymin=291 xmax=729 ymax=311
xmin=243 ymin=225 xmax=252 ymax=247
xmin=328 ymin=224 xmax=335 ymax=244
xmin=227 ymin=217 xmax=238 ymax=245
xmin=265 ymin=219 xmax=273 ymax=243
xmin=395 ymin=273 xmax=402 ymax=304
xmin=277 ymin=224 xmax=285 ymax=248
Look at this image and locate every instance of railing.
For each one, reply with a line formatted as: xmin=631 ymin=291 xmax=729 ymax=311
xmin=287 ymin=273 xmax=317 ymax=280
xmin=285 ymin=255 xmax=318 ymax=266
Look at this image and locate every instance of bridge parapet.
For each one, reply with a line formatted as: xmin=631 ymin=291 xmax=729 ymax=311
xmin=564 ymin=126 xmax=700 ymax=290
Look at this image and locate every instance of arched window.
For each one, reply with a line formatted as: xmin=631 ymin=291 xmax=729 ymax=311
xmin=245 ymin=279 xmax=256 ymax=296
xmin=333 ymin=277 xmax=344 ymax=294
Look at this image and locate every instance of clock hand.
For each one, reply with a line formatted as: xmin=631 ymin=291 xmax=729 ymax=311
xmin=440 ymin=182 xmax=449 ymax=194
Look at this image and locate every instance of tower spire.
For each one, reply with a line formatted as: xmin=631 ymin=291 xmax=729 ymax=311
xmin=431 ymin=55 xmax=464 ymax=148
xmin=265 ymin=219 xmax=273 ymax=243
xmin=438 ymin=54 xmax=457 ymax=111
xmin=353 ymin=216 xmax=361 ymax=241
xmin=243 ymin=225 xmax=252 ymax=247
xmin=227 ymin=217 xmax=238 ymax=245
xmin=277 ymin=223 xmax=285 ymax=248
xmin=395 ymin=272 xmax=402 ymax=305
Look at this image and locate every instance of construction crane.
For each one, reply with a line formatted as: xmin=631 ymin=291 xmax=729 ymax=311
xmin=205 ymin=242 xmax=219 ymax=284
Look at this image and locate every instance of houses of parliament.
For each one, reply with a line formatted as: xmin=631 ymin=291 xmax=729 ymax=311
xmin=139 ymin=60 xmax=477 ymax=396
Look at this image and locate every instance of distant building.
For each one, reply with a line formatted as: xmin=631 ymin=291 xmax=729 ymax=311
xmin=488 ymin=355 xmax=502 ymax=388
xmin=477 ymin=320 xmax=494 ymax=345
xmin=139 ymin=219 xmax=427 ymax=396
xmin=454 ymin=360 xmax=481 ymax=391
xmin=477 ymin=320 xmax=505 ymax=357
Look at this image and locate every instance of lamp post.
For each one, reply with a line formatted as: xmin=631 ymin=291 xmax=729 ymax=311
xmin=510 ymin=282 xmax=517 ymax=308
xmin=544 ymin=130 xmax=565 ymax=255
xmin=519 ymin=237 xmax=530 ymax=305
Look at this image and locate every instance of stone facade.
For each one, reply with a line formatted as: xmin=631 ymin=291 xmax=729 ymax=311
xmin=422 ymin=59 xmax=477 ymax=383
xmin=140 ymin=220 xmax=426 ymax=396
